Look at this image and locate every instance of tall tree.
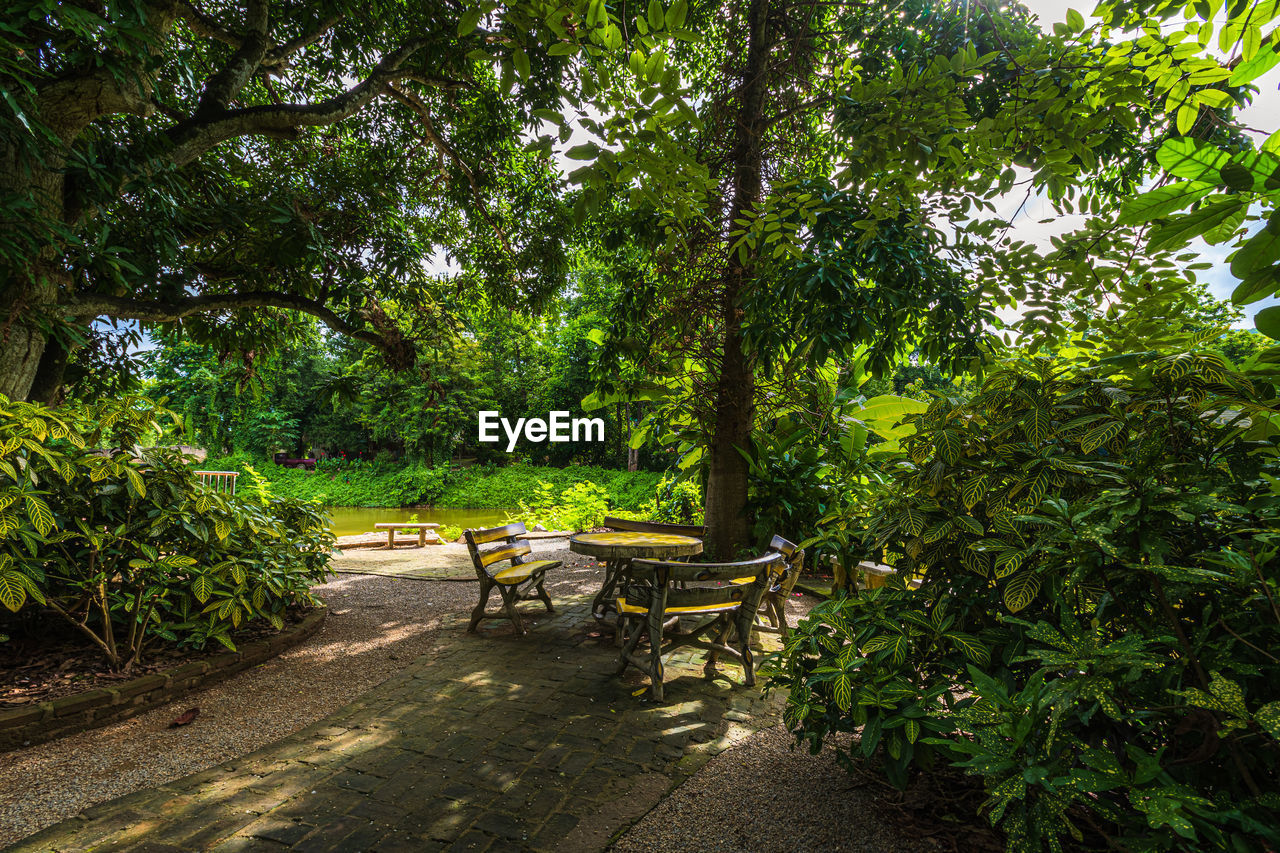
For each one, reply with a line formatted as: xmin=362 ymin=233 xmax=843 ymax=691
xmin=567 ymin=0 xmax=1168 ymax=555
xmin=0 ymin=0 xmax=576 ymax=402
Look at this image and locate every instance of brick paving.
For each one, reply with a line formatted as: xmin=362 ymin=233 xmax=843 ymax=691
xmin=7 ymin=596 xmax=784 ymax=852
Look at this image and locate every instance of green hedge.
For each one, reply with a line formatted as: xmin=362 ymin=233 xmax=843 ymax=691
xmin=437 ymin=464 xmax=661 ymax=511
xmin=202 ymin=455 xmax=663 ymax=511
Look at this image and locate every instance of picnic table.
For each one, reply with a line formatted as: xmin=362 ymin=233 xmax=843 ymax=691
xmin=373 ymin=522 xmax=442 ymax=549
xmin=569 ymin=531 xmax=703 ymax=621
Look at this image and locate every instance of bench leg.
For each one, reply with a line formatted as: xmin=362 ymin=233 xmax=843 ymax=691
xmin=386 ymin=529 xmax=396 ymax=549
xmin=468 ymin=580 xmax=493 ymax=632
xmin=498 ymin=584 xmax=526 ymax=635
xmin=533 ymin=574 xmax=554 ymax=613
xmin=418 ymin=529 xmax=426 ymax=547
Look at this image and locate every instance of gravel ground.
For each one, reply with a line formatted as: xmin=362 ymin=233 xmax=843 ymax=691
xmin=612 ymin=726 xmax=932 ymax=853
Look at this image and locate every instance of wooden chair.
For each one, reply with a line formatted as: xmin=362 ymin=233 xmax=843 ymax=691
xmin=464 ymin=522 xmax=560 ymax=635
xmin=616 ymin=550 xmax=784 ymax=700
xmin=733 ymin=535 xmax=804 ymax=639
xmin=601 ymin=516 xmax=705 ymax=538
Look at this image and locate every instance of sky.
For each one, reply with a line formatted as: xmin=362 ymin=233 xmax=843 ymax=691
xmin=1009 ymin=0 xmax=1280 ymax=328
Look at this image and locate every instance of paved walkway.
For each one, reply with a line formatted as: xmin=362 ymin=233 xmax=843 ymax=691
xmin=8 ymin=597 xmax=784 ymax=853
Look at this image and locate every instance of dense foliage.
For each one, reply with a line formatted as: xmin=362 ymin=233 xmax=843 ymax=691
xmin=205 ymin=452 xmax=663 ymax=513
xmin=144 ymin=268 xmax=671 ymax=468
xmin=0 ymin=397 xmax=333 ymax=670
xmin=772 ymin=353 xmax=1280 ymax=850
xmin=0 ymin=0 xmax=578 ymax=404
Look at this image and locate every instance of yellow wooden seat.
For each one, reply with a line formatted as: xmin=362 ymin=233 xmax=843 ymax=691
xmin=616 ymin=599 xmax=740 ymax=617
xmin=492 ymin=560 xmax=559 ymax=585
xmin=464 ymin=523 xmax=560 ymax=635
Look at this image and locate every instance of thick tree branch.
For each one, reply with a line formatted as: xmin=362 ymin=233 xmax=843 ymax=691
xmin=176 ymin=0 xmax=241 ymax=46
xmin=263 ymin=15 xmax=343 ymax=67
xmin=62 ymin=291 xmax=400 ymax=359
xmin=194 ymin=0 xmax=271 ymax=117
xmin=35 ymin=0 xmax=181 ymax=140
xmin=165 ymin=38 xmax=428 ymax=167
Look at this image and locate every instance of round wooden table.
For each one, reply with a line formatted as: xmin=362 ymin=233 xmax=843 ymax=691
xmin=569 ymin=531 xmax=703 ymax=620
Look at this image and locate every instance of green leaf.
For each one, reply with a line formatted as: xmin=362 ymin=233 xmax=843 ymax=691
xmin=1231 ymin=227 xmax=1280 ymax=279
xmin=512 ymin=49 xmax=530 ymax=81
xmin=1003 ymin=569 xmax=1041 ymax=612
xmin=193 ymin=575 xmax=213 ymax=603
xmin=647 ymin=0 xmax=664 ymax=30
xmin=1176 ymin=104 xmax=1199 ymax=136
xmin=457 ymin=7 xmax=484 ymax=36
xmin=1148 ymin=198 xmax=1248 ymax=253
xmin=1155 ymin=138 xmax=1230 ymax=182
xmin=1256 ymin=305 xmax=1280 ymax=342
xmin=0 ymin=569 xmax=28 ymax=612
xmin=936 ymin=429 xmax=963 ymax=464
xmin=1081 ymin=419 xmax=1123 ymax=453
xmin=25 ymin=495 xmax=55 ymax=536
xmin=565 ymin=143 xmax=600 ymax=160
xmin=1024 ymin=408 xmax=1054 ymax=444
xmin=1066 ymin=8 xmax=1085 ymax=30
xmin=962 ymin=475 xmax=988 ymax=510
xmin=1232 ymin=264 xmax=1280 ymax=305
xmin=1256 ymin=701 xmax=1280 ymax=739
xmin=1117 ymin=182 xmax=1214 ymax=225
xmin=1229 ymin=44 xmax=1280 ymax=85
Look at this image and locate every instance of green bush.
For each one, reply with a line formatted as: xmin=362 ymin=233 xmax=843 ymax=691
xmin=0 ymin=396 xmax=334 ymax=671
xmin=653 ymin=474 xmax=703 ymax=525
xmin=512 ymin=480 xmax=612 ymax=531
xmin=438 ymin=464 xmax=661 ymax=511
xmin=771 ymin=353 xmax=1280 ymax=851
xmin=201 ymin=457 xmax=662 ymax=511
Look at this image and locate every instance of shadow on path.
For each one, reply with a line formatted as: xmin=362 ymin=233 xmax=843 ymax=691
xmin=7 ymin=596 xmax=783 ymax=853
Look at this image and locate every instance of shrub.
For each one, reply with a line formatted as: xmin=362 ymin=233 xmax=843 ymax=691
xmin=771 ymin=353 xmax=1280 ymax=851
xmin=0 ymin=396 xmax=334 ymax=671
xmin=437 ymin=464 xmax=661 ymax=511
xmin=653 ymin=474 xmax=703 ymax=524
xmin=512 ymin=480 xmax=612 ymax=531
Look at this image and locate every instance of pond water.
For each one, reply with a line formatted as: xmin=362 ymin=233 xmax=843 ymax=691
xmin=326 ymin=506 xmax=514 ymax=538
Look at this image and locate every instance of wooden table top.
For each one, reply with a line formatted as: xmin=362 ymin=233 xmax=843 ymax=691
xmin=569 ymin=531 xmax=703 ymax=560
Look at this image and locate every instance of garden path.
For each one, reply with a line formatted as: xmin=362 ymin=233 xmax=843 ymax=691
xmin=7 ymin=595 xmax=784 ymax=852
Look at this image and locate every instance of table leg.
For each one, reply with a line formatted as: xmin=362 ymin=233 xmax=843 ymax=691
xmin=592 ymin=558 xmax=629 ymax=621
xmin=385 ymin=529 xmax=396 ymax=550
xmin=418 ymin=529 xmax=426 ymax=547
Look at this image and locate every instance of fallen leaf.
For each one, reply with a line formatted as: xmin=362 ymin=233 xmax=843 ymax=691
xmin=169 ymin=707 xmax=200 ymax=728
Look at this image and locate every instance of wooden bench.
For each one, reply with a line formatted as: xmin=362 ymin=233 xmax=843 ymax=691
xmin=602 ymin=516 xmax=705 ymax=538
xmin=464 ymin=522 xmax=560 ymax=635
xmin=617 ymin=550 xmax=784 ymax=700
xmin=373 ymin=522 xmax=442 ymax=549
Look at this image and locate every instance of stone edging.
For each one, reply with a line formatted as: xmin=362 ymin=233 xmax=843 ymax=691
xmin=0 ymin=606 xmax=328 ymax=753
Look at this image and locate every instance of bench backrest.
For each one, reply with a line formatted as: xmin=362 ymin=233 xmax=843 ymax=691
xmin=463 ymin=522 xmax=530 ymax=579
xmin=627 ymin=551 xmax=785 ymax=613
xmin=602 ymin=516 xmax=705 ymax=539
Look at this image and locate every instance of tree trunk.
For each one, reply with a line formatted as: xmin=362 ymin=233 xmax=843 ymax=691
xmin=0 ymin=317 xmax=50 ymax=402
xmin=703 ymin=321 xmax=754 ymax=558
xmin=702 ymin=0 xmax=772 ymax=559
xmin=625 ymin=401 xmax=639 ymax=472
